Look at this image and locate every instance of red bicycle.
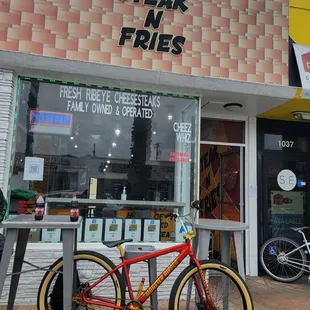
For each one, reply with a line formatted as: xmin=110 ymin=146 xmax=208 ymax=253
xmin=37 ymin=201 xmax=253 ymax=309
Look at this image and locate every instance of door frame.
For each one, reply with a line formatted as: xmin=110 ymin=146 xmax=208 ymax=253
xmin=260 ymin=150 xmax=310 ymax=246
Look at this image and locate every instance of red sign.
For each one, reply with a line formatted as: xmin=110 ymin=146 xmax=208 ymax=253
xmin=169 ymin=152 xmax=190 ymax=162
xmin=302 ymin=52 xmax=310 ymax=73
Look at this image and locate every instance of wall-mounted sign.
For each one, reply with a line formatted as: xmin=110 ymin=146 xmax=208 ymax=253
xmin=118 ymin=0 xmax=189 ymax=55
xmin=29 ymin=110 xmax=73 ymax=136
xmin=124 ymin=219 xmax=142 ymax=242
xmin=104 ymin=218 xmax=123 ymax=241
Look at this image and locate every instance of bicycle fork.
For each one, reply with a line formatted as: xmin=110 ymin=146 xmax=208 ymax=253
xmin=191 ymin=257 xmax=217 ymax=310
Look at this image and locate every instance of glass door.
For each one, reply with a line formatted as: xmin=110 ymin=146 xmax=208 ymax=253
xmin=262 ymin=152 xmax=308 ymax=244
xmin=219 ymin=147 xmax=244 ymax=222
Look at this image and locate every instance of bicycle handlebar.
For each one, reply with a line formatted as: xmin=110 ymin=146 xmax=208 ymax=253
xmin=163 ymin=201 xmax=201 ymax=235
xmin=190 ymin=200 xmax=201 ymax=210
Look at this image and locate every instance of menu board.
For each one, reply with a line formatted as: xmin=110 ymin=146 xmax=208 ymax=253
xmin=143 ymin=219 xmax=160 ymax=242
xmin=104 ymin=218 xmax=123 ymax=241
xmin=124 ymin=219 xmax=142 ymax=242
xmin=84 ymin=218 xmax=103 ymax=242
xmin=42 ymin=228 xmax=61 ymax=242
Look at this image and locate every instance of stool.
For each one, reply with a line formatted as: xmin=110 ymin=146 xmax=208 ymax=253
xmin=123 ymin=245 xmax=158 ymax=310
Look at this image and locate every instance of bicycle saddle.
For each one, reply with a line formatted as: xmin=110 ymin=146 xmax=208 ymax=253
xmin=290 ymin=227 xmax=309 ymax=231
xmin=102 ymin=239 xmax=133 ymax=248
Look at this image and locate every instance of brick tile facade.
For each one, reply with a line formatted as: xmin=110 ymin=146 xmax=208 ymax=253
xmin=0 ymin=0 xmax=289 ymax=85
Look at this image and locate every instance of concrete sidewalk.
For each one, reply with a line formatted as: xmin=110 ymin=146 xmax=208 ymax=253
xmin=247 ymin=276 xmax=310 ymax=310
xmin=0 ymin=276 xmax=309 ymax=309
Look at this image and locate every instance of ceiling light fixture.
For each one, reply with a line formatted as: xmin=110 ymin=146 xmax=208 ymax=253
xmin=70 ymin=136 xmax=74 ymax=140
xmin=152 ymin=131 xmax=157 ymax=135
xmin=112 ymin=142 xmax=117 ymax=148
xmin=115 ymin=128 xmax=121 ymax=136
xmin=292 ymin=111 xmax=310 ymax=121
xmin=107 ymin=160 xmax=110 ymax=164
xmin=223 ymin=103 xmax=243 ymax=112
xmin=108 ymin=153 xmax=112 ymax=157
xmin=168 ymin=114 xmax=173 ymax=120
xmin=74 ymin=145 xmax=78 ymax=148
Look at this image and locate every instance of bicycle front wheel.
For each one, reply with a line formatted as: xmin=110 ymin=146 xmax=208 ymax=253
xmin=37 ymin=250 xmax=125 ymax=309
xmin=169 ymin=259 xmax=253 ymax=310
xmin=260 ymin=237 xmax=306 ymax=283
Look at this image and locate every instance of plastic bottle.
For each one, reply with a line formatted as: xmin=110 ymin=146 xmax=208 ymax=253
xmin=121 ymin=186 xmax=127 ymax=200
xmin=35 ymin=195 xmax=44 ymax=220
xmin=70 ymin=193 xmax=79 ymax=222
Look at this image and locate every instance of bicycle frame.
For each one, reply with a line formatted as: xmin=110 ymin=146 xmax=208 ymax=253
xmin=80 ymin=239 xmax=208 ymax=309
xmin=282 ymin=230 xmax=310 ymax=270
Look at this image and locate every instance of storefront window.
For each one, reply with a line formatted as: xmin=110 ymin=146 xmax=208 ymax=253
xmin=9 ymin=78 xmax=198 ymax=243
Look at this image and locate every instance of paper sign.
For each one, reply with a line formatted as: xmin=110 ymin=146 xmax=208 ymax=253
xmin=143 ymin=219 xmax=160 ymax=242
xmin=84 ymin=218 xmax=103 ymax=242
xmin=104 ymin=218 xmax=122 ymax=242
xmin=125 ymin=219 xmax=142 ymax=242
xmin=41 ymin=228 xmax=61 ymax=242
xmin=23 ymin=157 xmax=44 ymax=181
xmin=249 ymin=184 xmax=257 ymax=199
xmin=175 ymin=220 xmax=192 ymax=243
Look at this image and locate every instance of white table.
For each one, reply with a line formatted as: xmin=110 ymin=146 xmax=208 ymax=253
xmin=0 ymin=215 xmax=82 ymax=310
xmin=195 ymin=218 xmax=249 ymax=279
xmin=187 ymin=218 xmax=248 ymax=309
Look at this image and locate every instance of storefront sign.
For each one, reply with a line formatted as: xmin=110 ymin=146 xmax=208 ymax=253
xmin=292 ymin=44 xmax=310 ymax=98
xmin=29 ymin=110 xmax=73 ymax=136
xmin=124 ymin=219 xmax=142 ymax=242
xmin=104 ymin=218 xmax=123 ymax=241
xmin=85 ymin=218 xmax=103 ymax=242
xmin=277 ymin=169 xmax=297 ymax=191
xmin=59 ymin=85 xmax=160 ymax=120
xmin=173 ymin=122 xmax=192 ymax=143
xmin=143 ymin=219 xmax=160 ymax=242
xmin=118 ymin=0 xmax=189 ymax=55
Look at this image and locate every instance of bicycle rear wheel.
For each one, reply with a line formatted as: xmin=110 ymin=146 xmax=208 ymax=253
xmin=169 ymin=259 xmax=253 ymax=309
xmin=260 ymin=237 xmax=306 ymax=283
xmin=37 ymin=250 xmax=125 ymax=309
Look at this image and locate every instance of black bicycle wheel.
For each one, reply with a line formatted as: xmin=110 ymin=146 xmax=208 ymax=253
xmin=260 ymin=237 xmax=306 ymax=283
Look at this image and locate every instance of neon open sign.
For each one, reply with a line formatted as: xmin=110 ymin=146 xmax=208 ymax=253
xmin=29 ymin=110 xmax=73 ymax=136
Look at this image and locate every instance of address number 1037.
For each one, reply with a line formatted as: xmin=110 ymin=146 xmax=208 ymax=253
xmin=278 ymin=140 xmax=294 ymax=148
